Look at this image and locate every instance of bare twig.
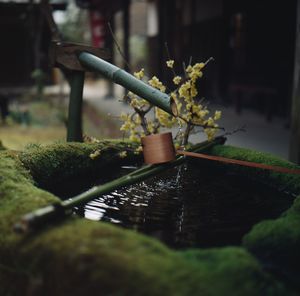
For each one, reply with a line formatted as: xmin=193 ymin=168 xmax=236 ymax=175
xmin=164 ymin=42 xmax=177 ymax=78
xmin=153 ymin=118 xmax=161 ymax=134
xmin=182 ymin=123 xmax=193 ymax=146
xmin=107 ymin=22 xmax=131 ymax=72
xmin=182 ymin=61 xmax=188 ymax=79
xmin=204 ymin=57 xmax=214 ymax=67
xmin=220 ymin=125 xmax=246 ymax=137
xmin=177 ymin=115 xmax=225 ymax=131
xmin=133 ymin=107 xmax=150 ymax=135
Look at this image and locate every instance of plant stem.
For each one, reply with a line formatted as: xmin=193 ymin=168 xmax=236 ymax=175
xmin=107 ymin=22 xmax=131 ymax=72
xmin=134 ymin=108 xmax=150 ymax=136
xmin=182 ymin=123 xmax=192 ymax=146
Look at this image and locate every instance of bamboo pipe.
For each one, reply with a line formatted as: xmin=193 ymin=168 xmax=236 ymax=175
xmin=14 ymin=136 xmax=226 ymax=233
xmin=67 ymin=71 xmax=84 ymax=142
xmin=78 ymin=52 xmax=178 ymax=117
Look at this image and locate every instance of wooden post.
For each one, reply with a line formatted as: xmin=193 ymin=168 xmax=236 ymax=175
xmin=290 ymin=0 xmax=300 ymax=164
xmin=67 ymin=71 xmax=85 ymax=142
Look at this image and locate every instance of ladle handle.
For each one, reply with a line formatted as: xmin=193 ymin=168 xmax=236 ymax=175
xmin=177 ymin=150 xmax=300 ymax=174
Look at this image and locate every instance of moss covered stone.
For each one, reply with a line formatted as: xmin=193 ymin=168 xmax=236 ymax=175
xmin=1 ymin=141 xmax=300 ymax=295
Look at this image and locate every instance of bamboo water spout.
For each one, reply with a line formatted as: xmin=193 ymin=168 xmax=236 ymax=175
xmin=78 ymin=52 xmax=178 ymax=117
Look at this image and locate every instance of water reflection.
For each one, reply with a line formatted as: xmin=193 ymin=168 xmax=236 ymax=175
xmin=73 ymin=162 xmax=294 ymax=249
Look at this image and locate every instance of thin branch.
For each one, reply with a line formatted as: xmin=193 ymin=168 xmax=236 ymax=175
xmin=164 ymin=42 xmax=177 ymax=78
xmin=219 ymin=125 xmax=246 ymax=137
xmin=177 ymin=115 xmax=225 ymax=131
xmin=153 ymin=118 xmax=161 ymax=134
xmin=133 ymin=107 xmax=150 ymax=135
xmin=204 ymin=57 xmax=214 ymax=67
xmin=107 ymin=22 xmax=131 ymax=72
xmin=182 ymin=61 xmax=188 ymax=79
xmin=182 ymin=123 xmax=192 ymax=146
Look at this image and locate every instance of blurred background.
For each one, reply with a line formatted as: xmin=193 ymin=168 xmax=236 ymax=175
xmin=0 ymin=0 xmax=300 ymax=163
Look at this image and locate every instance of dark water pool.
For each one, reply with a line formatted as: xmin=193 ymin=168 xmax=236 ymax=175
xmin=53 ymin=162 xmax=294 ymax=249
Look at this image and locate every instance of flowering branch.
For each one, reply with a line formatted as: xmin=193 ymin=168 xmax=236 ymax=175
xmin=118 ymin=57 xmax=223 ymax=151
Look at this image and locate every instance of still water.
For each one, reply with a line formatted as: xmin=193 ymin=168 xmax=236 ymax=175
xmin=55 ymin=162 xmax=294 ymax=249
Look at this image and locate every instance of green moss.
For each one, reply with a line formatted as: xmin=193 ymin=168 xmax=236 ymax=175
xmin=206 ymin=145 xmax=300 ymax=194
xmin=181 ymin=247 xmax=291 ymax=296
xmin=0 ymin=141 xmax=300 ymax=295
xmin=243 ymin=208 xmax=300 ymax=290
xmin=201 ymin=145 xmax=300 ymax=290
xmin=0 ymin=151 xmax=58 ymax=246
xmin=18 ymin=140 xmax=139 ymax=189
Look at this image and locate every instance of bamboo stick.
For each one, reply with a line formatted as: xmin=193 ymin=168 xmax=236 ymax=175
xmin=177 ymin=150 xmax=300 ymax=174
xmin=78 ymin=52 xmax=178 ymax=116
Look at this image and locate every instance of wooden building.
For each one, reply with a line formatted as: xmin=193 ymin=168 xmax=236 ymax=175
xmin=78 ymin=0 xmax=300 ymax=162
xmin=0 ymin=1 xmax=66 ymax=89
xmin=2 ymin=0 xmax=298 ymax=162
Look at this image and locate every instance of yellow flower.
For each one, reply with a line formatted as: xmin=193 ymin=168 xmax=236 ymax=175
xmin=166 ymin=60 xmax=174 ymax=68
xmin=129 ymin=134 xmax=140 ymax=143
xmin=173 ymin=76 xmax=181 ymax=85
xmin=189 ymin=68 xmax=203 ymax=82
xmin=170 ymin=92 xmax=177 ymax=99
xmin=155 ymin=107 xmax=175 ymax=128
xmin=120 ymin=112 xmax=127 ymax=120
xmin=134 ymin=145 xmax=143 ymax=154
xmin=202 ymin=110 xmax=210 ymax=117
xmin=204 ymin=127 xmax=217 ymax=141
xmin=194 ymin=104 xmax=202 ymax=112
xmin=148 ymin=76 xmax=166 ymax=92
xmin=118 ymin=58 xmax=221 ymax=148
xmin=186 ymin=65 xmax=193 ymax=73
xmin=206 ymin=117 xmax=215 ymax=126
xmin=134 ymin=114 xmax=142 ymax=125
xmin=89 ymin=149 xmax=101 ymax=159
xmin=190 ymin=83 xmax=198 ymax=98
xmin=178 ymin=81 xmax=191 ymax=100
xmin=194 ymin=62 xmax=205 ymax=70
xmin=214 ymin=110 xmax=222 ymax=121
xmin=119 ymin=151 xmax=127 ymax=158
xmin=134 ymin=68 xmax=144 ymax=80
xmin=147 ymin=121 xmax=155 ymax=133
xmin=130 ymin=97 xmax=139 ymax=108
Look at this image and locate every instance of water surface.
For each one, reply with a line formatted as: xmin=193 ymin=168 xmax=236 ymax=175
xmin=55 ymin=162 xmax=294 ymax=249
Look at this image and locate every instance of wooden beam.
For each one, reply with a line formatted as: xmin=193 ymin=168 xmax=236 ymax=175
xmin=290 ymin=0 xmax=300 ymax=164
xmin=123 ymin=0 xmax=130 ymax=72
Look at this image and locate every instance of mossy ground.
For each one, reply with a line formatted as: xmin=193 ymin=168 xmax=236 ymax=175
xmin=0 ymin=99 xmax=121 ymax=150
xmin=1 ymin=141 xmax=300 ymax=295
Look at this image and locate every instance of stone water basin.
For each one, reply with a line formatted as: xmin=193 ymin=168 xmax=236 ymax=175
xmin=1 ymin=140 xmax=300 ymax=295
